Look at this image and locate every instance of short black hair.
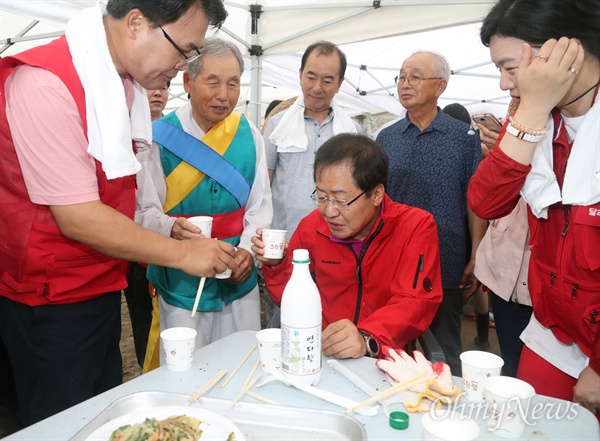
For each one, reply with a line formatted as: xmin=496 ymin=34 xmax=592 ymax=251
xmin=301 ymin=41 xmax=347 ymax=80
xmin=480 ymin=0 xmax=600 ymax=58
xmin=314 ymin=133 xmax=388 ymax=195
xmin=443 ymin=103 xmax=471 ymax=125
xmin=264 ymin=99 xmax=283 ymax=119
xmin=106 ymin=0 xmax=227 ymax=29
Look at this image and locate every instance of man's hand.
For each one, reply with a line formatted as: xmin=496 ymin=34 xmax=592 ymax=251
xmin=178 ymin=238 xmax=238 ymax=278
xmin=574 ymin=365 xmax=600 ymax=415
xmin=50 ymin=201 xmax=236 ymax=278
xmin=170 ymin=217 xmax=206 ymax=240
xmin=322 ymin=319 xmax=366 ymax=359
xmin=227 ymin=247 xmax=253 ymax=283
xmin=250 ymin=228 xmax=286 ymax=266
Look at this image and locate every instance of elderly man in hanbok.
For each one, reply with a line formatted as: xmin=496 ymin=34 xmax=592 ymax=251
xmin=136 ymin=38 xmax=272 ymax=368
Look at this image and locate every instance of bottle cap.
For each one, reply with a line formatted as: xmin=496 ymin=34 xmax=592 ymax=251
xmin=389 ymin=411 xmax=409 ymax=430
xmin=292 ymin=249 xmax=310 ymax=264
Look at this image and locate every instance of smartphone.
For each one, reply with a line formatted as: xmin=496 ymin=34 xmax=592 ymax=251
xmin=472 ymin=113 xmax=502 ymax=132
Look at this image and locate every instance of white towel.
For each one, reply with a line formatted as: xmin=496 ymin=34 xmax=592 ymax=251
xmin=268 ymin=95 xmax=358 ymax=152
xmin=520 ymin=100 xmax=600 ymax=218
xmin=65 ymin=1 xmax=151 ymax=180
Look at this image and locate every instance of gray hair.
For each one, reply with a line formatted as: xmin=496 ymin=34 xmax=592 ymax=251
xmin=186 ymin=38 xmax=245 ymax=80
xmin=412 ymin=50 xmax=451 ymax=81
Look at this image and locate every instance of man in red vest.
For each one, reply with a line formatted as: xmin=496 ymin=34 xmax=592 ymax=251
xmin=0 ymin=0 xmax=230 ymax=427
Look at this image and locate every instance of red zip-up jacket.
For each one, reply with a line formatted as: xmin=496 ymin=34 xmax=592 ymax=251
xmin=467 ymin=111 xmax=600 ymax=376
xmin=0 ymin=36 xmax=135 ymax=306
xmin=263 ymin=194 xmax=443 ymax=351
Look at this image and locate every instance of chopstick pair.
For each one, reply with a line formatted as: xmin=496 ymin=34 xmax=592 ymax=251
xmin=221 ymin=345 xmax=278 ymax=406
xmin=345 ymin=371 xmax=435 ymax=414
xmin=231 ymin=358 xmax=278 ymax=407
xmin=188 ymin=370 xmax=228 ymax=403
xmin=231 ymin=359 xmax=262 ymax=408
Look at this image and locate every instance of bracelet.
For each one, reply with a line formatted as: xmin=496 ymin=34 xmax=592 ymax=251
xmin=506 ymin=116 xmax=548 ymax=143
xmin=508 ymin=115 xmax=548 ymax=136
xmin=505 ymin=123 xmax=544 ymax=143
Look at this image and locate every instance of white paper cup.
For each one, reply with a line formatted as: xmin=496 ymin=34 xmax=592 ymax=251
xmin=214 ymin=267 xmax=232 ymax=279
xmin=188 ymin=216 xmax=213 ymax=238
xmin=262 ymin=229 xmax=287 ymax=259
xmin=422 ymin=410 xmax=480 ymax=441
xmin=160 ymin=327 xmax=197 ymax=372
xmin=460 ymin=350 xmax=504 ymax=402
xmin=483 ymin=376 xmax=535 ymax=438
xmin=256 ymin=328 xmax=281 ymax=373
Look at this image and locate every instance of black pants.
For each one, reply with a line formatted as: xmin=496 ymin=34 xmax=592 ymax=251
xmin=491 ymin=294 xmax=533 ymax=378
xmin=0 ymin=336 xmax=19 ymax=423
xmin=429 ymin=288 xmax=463 ymax=376
xmin=0 ymin=292 xmax=122 ymax=426
xmin=123 ymin=262 xmax=153 ymax=366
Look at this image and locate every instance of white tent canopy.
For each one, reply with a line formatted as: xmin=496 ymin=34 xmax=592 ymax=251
xmin=0 ymin=0 xmax=508 ymax=131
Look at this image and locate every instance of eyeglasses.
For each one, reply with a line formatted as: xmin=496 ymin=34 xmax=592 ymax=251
xmin=394 ymin=75 xmax=443 ymax=86
xmin=159 ymin=25 xmax=201 ymax=70
xmin=310 ymin=189 xmax=367 ymax=210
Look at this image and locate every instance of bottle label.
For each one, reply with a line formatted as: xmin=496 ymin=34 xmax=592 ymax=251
xmin=281 ymin=324 xmax=321 ymax=376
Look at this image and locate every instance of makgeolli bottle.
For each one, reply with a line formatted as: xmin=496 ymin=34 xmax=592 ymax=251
xmin=280 ymin=249 xmax=322 ymax=385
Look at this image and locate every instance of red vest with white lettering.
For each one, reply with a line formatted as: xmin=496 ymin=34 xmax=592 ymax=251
xmin=0 ymin=36 xmax=135 ymax=306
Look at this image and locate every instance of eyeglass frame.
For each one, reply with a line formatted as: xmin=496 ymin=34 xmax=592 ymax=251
xmin=158 ymin=25 xmax=201 ymax=69
xmin=394 ymin=75 xmax=443 ymax=86
xmin=310 ymin=189 xmax=368 ymax=210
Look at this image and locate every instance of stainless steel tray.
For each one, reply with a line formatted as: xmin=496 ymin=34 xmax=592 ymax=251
xmin=70 ymin=391 xmax=367 ymax=440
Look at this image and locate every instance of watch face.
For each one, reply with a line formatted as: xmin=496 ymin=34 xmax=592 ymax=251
xmin=361 ymin=332 xmax=379 ymax=357
xmin=368 ymin=337 xmax=379 ymax=355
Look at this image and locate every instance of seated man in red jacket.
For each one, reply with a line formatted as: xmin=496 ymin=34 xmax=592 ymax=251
xmin=251 ymin=133 xmax=443 ymax=359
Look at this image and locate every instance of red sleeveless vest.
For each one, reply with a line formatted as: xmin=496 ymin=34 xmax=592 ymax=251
xmin=0 ymin=36 xmax=136 ymax=306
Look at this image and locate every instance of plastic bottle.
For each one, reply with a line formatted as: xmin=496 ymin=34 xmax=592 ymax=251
xmin=280 ymin=249 xmax=322 ymax=386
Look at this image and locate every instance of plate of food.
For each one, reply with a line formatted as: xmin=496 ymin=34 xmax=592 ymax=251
xmin=84 ymin=405 xmax=245 ymax=441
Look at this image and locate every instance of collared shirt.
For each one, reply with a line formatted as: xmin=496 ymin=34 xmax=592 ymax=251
xmin=136 ymin=102 xmax=273 ymax=255
xmin=329 ymin=199 xmax=385 ymax=257
xmin=264 ymin=109 xmax=360 ymax=241
xmin=376 ymin=109 xmax=481 ymax=288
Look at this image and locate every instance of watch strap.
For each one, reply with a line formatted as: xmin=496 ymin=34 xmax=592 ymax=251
xmin=506 ymin=121 xmax=544 ymax=142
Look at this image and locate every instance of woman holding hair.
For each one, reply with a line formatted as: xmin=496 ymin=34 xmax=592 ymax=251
xmin=467 ymin=0 xmax=599 ymax=416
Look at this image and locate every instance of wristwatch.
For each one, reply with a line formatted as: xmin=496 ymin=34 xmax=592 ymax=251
xmin=360 ymin=331 xmax=380 ymax=358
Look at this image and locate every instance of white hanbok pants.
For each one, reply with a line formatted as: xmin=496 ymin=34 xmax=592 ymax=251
xmin=158 ymin=285 xmax=260 ymax=366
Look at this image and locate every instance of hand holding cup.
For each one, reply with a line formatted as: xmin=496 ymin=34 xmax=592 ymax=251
xmin=251 ymin=228 xmax=287 ymax=266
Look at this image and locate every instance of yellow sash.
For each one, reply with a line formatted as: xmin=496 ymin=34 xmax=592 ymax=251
xmin=163 ymin=113 xmax=241 ymax=213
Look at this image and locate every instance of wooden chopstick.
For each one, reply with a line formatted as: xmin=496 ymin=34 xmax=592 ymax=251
xmin=245 ymin=390 xmax=278 ymax=406
xmin=188 ymin=370 xmax=228 ymax=403
xmin=345 ymin=372 xmax=435 ymax=414
xmin=221 ymin=344 xmax=257 ymax=388
xmin=241 ymin=358 xmax=260 ymax=389
xmin=231 ymin=372 xmax=262 ymax=408
xmin=230 ymin=358 xmax=260 ymax=407
xmin=190 ymin=277 xmax=206 ymax=318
